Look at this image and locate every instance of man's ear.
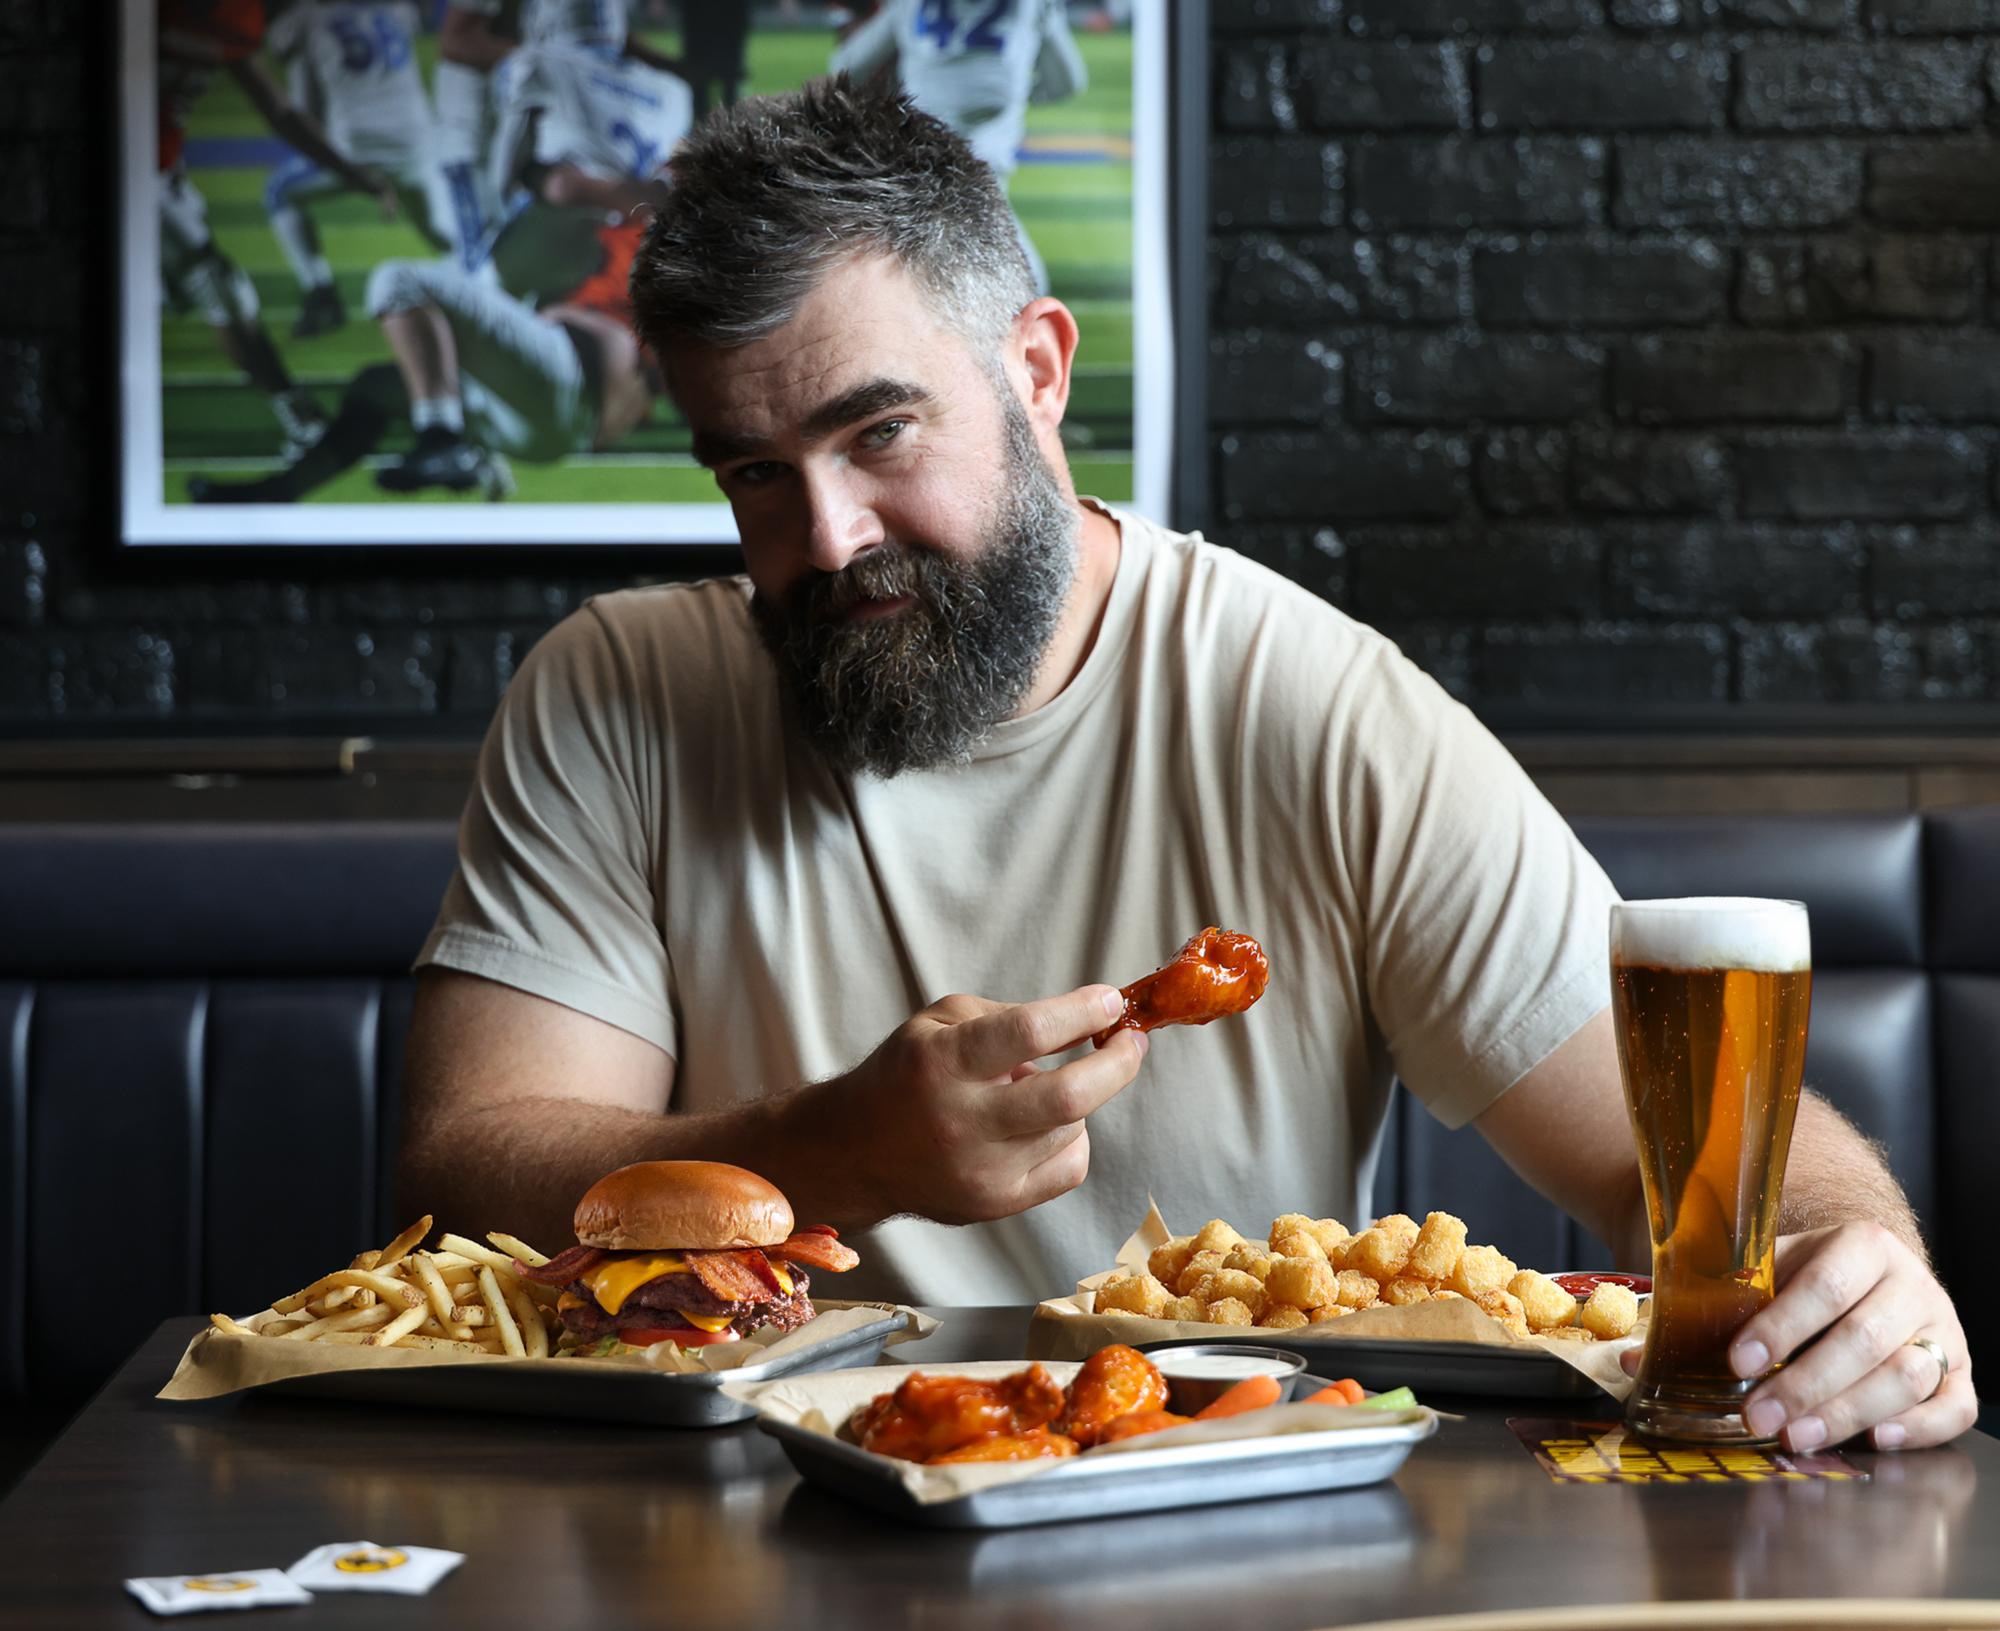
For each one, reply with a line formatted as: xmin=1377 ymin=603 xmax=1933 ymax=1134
xmin=1008 ymin=297 xmax=1081 ymax=432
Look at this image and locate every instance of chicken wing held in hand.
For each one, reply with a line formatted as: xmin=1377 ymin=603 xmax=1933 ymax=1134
xmin=1094 ymin=927 xmax=1270 ymax=1048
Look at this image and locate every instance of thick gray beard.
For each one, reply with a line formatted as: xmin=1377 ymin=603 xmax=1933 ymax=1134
xmin=750 ymin=394 xmax=1079 ymax=779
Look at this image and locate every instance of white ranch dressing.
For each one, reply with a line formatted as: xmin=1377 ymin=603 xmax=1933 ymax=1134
xmin=1155 ymin=1353 xmax=1296 ymax=1380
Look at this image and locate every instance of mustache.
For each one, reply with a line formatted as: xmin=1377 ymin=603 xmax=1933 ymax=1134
xmin=784 ymin=543 xmax=949 ymax=627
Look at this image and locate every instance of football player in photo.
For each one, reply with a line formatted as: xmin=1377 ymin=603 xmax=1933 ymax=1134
xmin=831 ymin=0 xmax=1086 ymax=292
xmin=186 ymin=159 xmax=666 ymax=504
xmin=263 ymin=0 xmax=470 ymax=338
xmin=158 ymin=0 xmax=396 ymax=454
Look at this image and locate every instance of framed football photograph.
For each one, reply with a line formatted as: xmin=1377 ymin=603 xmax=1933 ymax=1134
xmin=117 ymin=0 xmax=1180 ymax=550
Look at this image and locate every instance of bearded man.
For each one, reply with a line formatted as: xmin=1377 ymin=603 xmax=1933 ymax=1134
xmin=400 ymin=80 xmax=1975 ymax=1452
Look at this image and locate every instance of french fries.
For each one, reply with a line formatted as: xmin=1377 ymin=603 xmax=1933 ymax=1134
xmin=476 ymin=1266 xmax=527 ymax=1358
xmin=219 ymin=1218 xmax=559 ymax=1359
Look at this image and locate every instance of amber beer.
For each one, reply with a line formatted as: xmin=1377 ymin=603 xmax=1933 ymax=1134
xmin=1611 ymin=898 xmax=1811 ymax=1444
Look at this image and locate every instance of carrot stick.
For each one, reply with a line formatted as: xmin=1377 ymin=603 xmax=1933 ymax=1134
xmin=1192 ymin=1373 xmax=1282 ymax=1420
xmin=1303 ymin=1378 xmax=1367 ymax=1407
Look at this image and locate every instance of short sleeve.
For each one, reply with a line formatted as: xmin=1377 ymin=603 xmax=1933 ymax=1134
xmin=1334 ymin=641 xmax=1618 ymax=1128
xmin=415 ymin=603 xmax=678 ymax=1057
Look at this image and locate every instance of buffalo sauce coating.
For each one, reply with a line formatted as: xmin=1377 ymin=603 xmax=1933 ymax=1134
xmin=1094 ymin=927 xmax=1270 ymax=1048
xmin=1058 ymin=1343 xmax=1171 ymax=1447
xmin=854 ymin=1365 xmax=1068 ymax=1463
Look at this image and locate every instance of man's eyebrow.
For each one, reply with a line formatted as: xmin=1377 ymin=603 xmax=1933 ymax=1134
xmin=690 ymin=378 xmax=934 ymax=469
xmin=801 ymin=378 xmax=933 ymax=440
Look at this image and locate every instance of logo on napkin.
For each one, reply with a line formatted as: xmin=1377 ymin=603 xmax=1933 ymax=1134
xmin=125 ymin=1568 xmax=312 ymax=1614
xmin=288 ymin=1540 xmax=463 ymax=1595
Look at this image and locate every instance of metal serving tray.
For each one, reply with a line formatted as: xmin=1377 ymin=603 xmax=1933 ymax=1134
xmin=1141 ymin=1333 xmax=1606 ymax=1401
xmin=261 ymin=1309 xmax=907 ymax=1429
xmin=763 ymin=1375 xmax=1438 ymax=1529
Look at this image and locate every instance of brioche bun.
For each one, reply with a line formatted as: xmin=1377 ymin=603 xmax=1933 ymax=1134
xmin=572 ymin=1160 xmax=795 ymax=1251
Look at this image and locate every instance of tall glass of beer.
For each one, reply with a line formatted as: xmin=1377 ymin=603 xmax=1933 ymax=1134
xmin=1611 ymin=897 xmax=1812 ymax=1444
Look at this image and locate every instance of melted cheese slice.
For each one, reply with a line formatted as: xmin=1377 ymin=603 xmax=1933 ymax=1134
xmin=579 ymin=1251 xmax=792 ymax=1317
xmin=582 ymin=1253 xmax=689 ymax=1315
xmin=677 ymin=1310 xmax=734 ymax=1333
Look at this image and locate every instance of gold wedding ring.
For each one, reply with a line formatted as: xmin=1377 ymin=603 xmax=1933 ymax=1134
xmin=1908 ymin=1334 xmax=1950 ymax=1401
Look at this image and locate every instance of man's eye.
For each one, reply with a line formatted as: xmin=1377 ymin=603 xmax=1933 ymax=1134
xmin=731 ymin=461 xmax=783 ymax=488
xmin=863 ymin=419 xmax=907 ymax=448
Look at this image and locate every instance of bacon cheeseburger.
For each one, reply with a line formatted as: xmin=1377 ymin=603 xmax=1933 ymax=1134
xmin=516 ymin=1160 xmax=858 ymax=1353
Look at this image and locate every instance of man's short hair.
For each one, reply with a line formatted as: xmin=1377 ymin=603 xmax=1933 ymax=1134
xmin=630 ymin=76 xmax=1037 ymax=360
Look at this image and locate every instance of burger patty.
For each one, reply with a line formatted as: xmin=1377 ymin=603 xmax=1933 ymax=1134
xmin=627 ymin=1264 xmax=811 ymax=1320
xmin=559 ymin=1265 xmax=815 ymax=1342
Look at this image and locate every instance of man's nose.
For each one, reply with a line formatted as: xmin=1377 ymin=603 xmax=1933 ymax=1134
xmin=799 ymin=465 xmax=885 ymax=574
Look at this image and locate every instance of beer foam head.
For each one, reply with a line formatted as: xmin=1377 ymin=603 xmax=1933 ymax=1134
xmin=1611 ymin=897 xmax=1810 ymax=973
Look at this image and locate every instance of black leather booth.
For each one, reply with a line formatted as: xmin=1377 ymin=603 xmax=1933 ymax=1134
xmin=2 ymin=813 xmax=1993 ymax=1409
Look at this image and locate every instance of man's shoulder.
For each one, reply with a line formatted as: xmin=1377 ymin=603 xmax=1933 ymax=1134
xmin=1111 ymin=508 xmax=1471 ymax=760
xmin=581 ymin=574 xmax=757 ymax=643
xmin=1125 ymin=511 xmax=1392 ymax=671
xmin=535 ymin=574 xmax=765 ymax=699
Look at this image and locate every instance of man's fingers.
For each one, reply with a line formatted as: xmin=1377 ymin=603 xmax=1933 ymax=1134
xmin=1769 ymin=1227 xmax=1829 ymax=1288
xmin=1870 ymin=1370 xmax=1980 ymax=1452
xmin=945 ymin=986 xmax=1125 ymax=1080
xmin=980 ymin=1028 xmax=1147 ymax=1138
xmin=1761 ymin=1323 xmax=1955 ymax=1453
xmin=1006 ymin=1116 xmax=1088 ymax=1173
xmin=1741 ymin=1280 xmax=1912 ymax=1427
xmin=1016 ymin=1122 xmax=1093 ymax=1210
xmin=928 ymin=992 xmax=1004 ymax=1027
xmin=1729 ymin=1223 xmax=1891 ymax=1375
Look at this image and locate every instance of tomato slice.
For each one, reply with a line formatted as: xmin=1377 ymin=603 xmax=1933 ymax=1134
xmin=622 ymin=1323 xmax=740 ymax=1348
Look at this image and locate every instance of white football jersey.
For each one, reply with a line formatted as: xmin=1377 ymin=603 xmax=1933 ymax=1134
xmin=832 ymin=0 xmax=1063 ymax=174
xmin=266 ymin=1 xmax=432 ymax=161
xmin=519 ymin=0 xmax=629 ymax=47
xmin=492 ymin=40 xmax=692 ymax=189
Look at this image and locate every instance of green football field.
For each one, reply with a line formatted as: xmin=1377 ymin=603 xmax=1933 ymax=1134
xmin=160 ymin=24 xmax=1136 ymax=508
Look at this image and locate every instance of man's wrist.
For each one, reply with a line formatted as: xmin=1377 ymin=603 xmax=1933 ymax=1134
xmin=756 ymin=1072 xmax=882 ymax=1235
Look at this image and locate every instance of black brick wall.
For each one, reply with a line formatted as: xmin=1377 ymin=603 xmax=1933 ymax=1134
xmin=5 ymin=5 xmax=2000 ymax=733
xmin=1214 ymin=0 xmax=2000 ymax=712
xmin=1208 ymin=3 xmax=2000 ymax=711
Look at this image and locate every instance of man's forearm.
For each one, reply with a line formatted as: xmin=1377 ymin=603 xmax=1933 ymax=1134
xmin=397 ymin=1081 xmax=873 ymax=1248
xmin=1774 ymin=1090 xmax=1927 ymax=1263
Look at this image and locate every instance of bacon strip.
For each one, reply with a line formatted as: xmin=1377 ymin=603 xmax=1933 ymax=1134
xmin=514 ymin=1244 xmax=608 ymax=1285
xmin=683 ymin=1248 xmax=785 ymax=1302
xmin=769 ymin=1231 xmax=860 ymax=1273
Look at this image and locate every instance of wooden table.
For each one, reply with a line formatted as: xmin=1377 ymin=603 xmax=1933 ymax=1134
xmin=3 ymin=1309 xmax=1995 ymax=1629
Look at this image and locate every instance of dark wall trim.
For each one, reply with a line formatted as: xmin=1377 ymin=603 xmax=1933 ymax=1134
xmin=1170 ymin=0 xmax=1210 ymax=536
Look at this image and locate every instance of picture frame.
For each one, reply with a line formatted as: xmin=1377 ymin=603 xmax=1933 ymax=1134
xmin=118 ymin=0 xmax=1184 ymax=553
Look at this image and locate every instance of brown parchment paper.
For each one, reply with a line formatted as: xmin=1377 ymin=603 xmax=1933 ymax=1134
xmin=1025 ymin=1201 xmax=1644 ymax=1402
xmin=721 ymin=1358 xmax=1437 ymax=1507
xmin=157 ymin=1300 xmax=936 ymax=1403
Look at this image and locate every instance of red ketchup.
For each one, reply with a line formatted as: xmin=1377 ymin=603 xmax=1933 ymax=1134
xmin=1551 ymin=1271 xmax=1652 ymax=1300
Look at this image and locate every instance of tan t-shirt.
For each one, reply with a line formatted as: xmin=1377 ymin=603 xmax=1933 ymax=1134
xmin=418 ymin=505 xmax=1618 ymax=1303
